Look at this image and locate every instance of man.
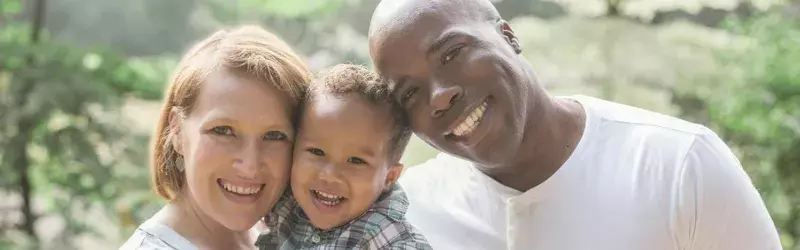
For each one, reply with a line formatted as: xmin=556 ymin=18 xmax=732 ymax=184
xmin=367 ymin=0 xmax=782 ymax=249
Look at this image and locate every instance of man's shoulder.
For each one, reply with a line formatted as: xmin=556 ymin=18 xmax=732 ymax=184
xmin=561 ymin=95 xmax=741 ymax=185
xmin=567 ymin=95 xmax=705 ymax=136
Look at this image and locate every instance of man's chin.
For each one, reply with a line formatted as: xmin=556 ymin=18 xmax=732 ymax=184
xmin=460 ymin=137 xmax=521 ymax=169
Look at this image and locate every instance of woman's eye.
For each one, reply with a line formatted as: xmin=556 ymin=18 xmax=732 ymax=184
xmin=348 ymin=157 xmax=366 ymax=165
xmin=307 ymin=148 xmax=325 ymax=156
xmin=263 ymin=131 xmax=287 ymax=141
xmin=401 ymin=87 xmax=418 ymax=104
xmin=441 ymin=45 xmax=463 ymax=65
xmin=211 ymin=126 xmax=234 ymax=136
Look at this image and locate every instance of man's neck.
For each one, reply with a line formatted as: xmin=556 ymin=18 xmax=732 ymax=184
xmin=487 ymin=94 xmax=586 ymax=192
xmin=158 ymin=197 xmax=253 ymax=249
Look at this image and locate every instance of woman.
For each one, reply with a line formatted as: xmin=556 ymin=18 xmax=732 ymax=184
xmin=120 ymin=26 xmax=311 ymax=250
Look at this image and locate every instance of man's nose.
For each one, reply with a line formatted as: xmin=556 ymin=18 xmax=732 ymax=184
xmin=429 ymin=82 xmax=463 ymax=117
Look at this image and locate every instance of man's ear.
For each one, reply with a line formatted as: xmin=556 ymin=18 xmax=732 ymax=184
xmin=168 ymin=107 xmax=185 ymax=156
xmin=497 ymin=19 xmax=522 ymax=54
xmin=383 ymin=163 xmax=405 ymax=190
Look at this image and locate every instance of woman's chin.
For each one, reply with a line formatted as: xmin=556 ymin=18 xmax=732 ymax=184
xmin=216 ymin=213 xmax=262 ymax=232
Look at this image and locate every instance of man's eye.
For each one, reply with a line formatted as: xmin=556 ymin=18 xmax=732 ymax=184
xmin=441 ymin=45 xmax=463 ymax=64
xmin=401 ymin=87 xmax=418 ymax=104
xmin=348 ymin=157 xmax=366 ymax=165
xmin=211 ymin=126 xmax=234 ymax=136
xmin=263 ymin=131 xmax=287 ymax=141
xmin=307 ymin=148 xmax=325 ymax=156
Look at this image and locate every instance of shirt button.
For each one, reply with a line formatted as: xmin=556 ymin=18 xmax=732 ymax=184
xmin=311 ymin=234 xmax=321 ymax=243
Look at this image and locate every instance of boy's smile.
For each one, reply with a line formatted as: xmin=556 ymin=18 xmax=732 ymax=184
xmin=290 ymin=93 xmax=402 ymax=230
xmin=309 ymin=189 xmax=346 ymax=212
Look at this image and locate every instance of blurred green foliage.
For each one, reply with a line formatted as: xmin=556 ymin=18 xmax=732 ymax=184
xmin=673 ymin=11 xmax=800 ymax=249
xmin=1 ymin=0 xmax=168 ymax=247
xmin=714 ymin=13 xmax=799 ymax=248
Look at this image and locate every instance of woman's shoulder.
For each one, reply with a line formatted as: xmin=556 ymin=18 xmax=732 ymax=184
xmin=119 ymin=219 xmax=198 ymax=250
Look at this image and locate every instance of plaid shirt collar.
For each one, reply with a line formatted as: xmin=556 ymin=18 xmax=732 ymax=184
xmin=254 ymin=184 xmax=424 ymax=249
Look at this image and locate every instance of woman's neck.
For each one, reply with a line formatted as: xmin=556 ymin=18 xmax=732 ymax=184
xmin=154 ymin=197 xmax=254 ymax=249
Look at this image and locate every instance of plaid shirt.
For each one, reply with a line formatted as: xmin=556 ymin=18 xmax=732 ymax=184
xmin=254 ymin=184 xmax=432 ymax=250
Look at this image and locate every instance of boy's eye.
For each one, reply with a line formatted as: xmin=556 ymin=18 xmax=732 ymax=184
xmin=263 ymin=131 xmax=287 ymax=141
xmin=306 ymin=147 xmax=325 ymax=156
xmin=211 ymin=126 xmax=234 ymax=136
xmin=348 ymin=157 xmax=366 ymax=165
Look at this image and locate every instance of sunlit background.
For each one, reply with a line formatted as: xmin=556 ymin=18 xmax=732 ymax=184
xmin=0 ymin=0 xmax=798 ymax=249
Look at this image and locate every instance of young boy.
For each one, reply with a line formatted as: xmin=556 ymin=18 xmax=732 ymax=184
xmin=254 ymin=64 xmax=432 ymax=250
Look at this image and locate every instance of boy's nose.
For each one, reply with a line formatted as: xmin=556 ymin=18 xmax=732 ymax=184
xmin=316 ymin=163 xmax=343 ymax=184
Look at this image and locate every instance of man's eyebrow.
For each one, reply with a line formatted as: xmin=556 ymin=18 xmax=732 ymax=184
xmin=425 ymin=31 xmax=465 ymax=57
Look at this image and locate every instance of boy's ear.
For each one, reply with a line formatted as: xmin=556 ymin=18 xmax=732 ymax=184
xmin=383 ymin=163 xmax=404 ymax=190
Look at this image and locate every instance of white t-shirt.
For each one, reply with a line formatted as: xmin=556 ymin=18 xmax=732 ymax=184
xmin=399 ymin=95 xmax=781 ymax=250
xmin=119 ymin=218 xmax=197 ymax=250
xmin=119 ymin=215 xmax=264 ymax=250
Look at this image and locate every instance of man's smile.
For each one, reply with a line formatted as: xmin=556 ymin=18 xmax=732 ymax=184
xmin=446 ymin=97 xmax=490 ymax=140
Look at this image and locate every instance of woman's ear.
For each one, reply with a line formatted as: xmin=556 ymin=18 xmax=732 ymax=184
xmin=383 ymin=163 xmax=405 ymax=190
xmin=168 ymin=107 xmax=185 ymax=156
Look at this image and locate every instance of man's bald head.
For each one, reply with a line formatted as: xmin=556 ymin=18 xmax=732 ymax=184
xmin=365 ymin=0 xmax=538 ymax=168
xmin=368 ymin=0 xmax=502 ymax=44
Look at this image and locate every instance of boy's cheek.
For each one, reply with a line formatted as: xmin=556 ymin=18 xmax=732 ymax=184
xmin=289 ymin=157 xmax=316 ymax=178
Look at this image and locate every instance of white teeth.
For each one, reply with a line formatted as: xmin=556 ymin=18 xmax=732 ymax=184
xmin=320 ymin=200 xmax=338 ymax=206
xmin=452 ymin=102 xmax=487 ymax=137
xmin=220 ymin=181 xmax=261 ymax=195
xmin=313 ymin=190 xmax=344 ymax=206
xmin=314 ymin=190 xmax=343 ymax=200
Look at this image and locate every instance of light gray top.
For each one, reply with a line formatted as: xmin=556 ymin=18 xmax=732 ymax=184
xmin=119 ymin=219 xmax=197 ymax=250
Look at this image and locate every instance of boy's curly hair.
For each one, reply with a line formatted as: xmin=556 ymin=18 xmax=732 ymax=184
xmin=306 ymin=63 xmax=411 ymax=163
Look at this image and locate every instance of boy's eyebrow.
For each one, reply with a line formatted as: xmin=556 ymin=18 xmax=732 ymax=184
xmin=358 ymin=146 xmax=376 ymax=159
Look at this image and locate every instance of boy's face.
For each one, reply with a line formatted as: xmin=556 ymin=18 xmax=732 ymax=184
xmin=291 ymin=93 xmax=403 ymax=230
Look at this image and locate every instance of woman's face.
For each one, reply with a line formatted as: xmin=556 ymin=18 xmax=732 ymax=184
xmin=172 ymin=70 xmax=295 ymax=231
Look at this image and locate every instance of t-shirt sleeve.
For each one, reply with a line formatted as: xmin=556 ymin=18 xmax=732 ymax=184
xmin=676 ymin=127 xmax=782 ymax=249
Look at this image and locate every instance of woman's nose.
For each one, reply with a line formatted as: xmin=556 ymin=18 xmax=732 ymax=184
xmin=233 ymin=140 xmax=262 ymax=178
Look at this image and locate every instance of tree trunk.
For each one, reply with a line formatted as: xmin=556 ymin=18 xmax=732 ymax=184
xmin=606 ymin=0 xmax=621 ymax=17
xmin=12 ymin=0 xmax=47 ymax=242
xmin=10 ymin=124 xmax=35 ymax=241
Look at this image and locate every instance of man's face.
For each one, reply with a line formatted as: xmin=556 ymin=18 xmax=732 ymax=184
xmin=370 ymin=10 xmax=532 ymax=168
